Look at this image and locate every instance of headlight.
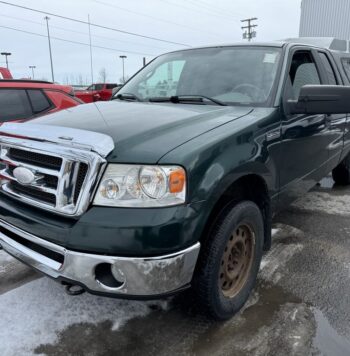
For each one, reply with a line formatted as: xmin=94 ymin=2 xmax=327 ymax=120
xmin=93 ymin=164 xmax=186 ymax=207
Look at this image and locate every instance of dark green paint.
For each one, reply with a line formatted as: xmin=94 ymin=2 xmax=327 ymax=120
xmin=2 ymin=43 xmax=350 ymax=256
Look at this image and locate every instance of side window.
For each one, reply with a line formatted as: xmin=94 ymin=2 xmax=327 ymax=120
xmin=0 ymin=89 xmax=32 ymax=121
xmin=27 ymin=90 xmax=51 ymax=114
xmin=318 ymin=52 xmax=337 ymax=85
xmin=94 ymin=84 xmax=104 ymax=90
xmin=106 ymin=84 xmax=117 ymax=89
xmin=341 ymin=58 xmax=350 ymax=82
xmin=286 ymin=51 xmax=321 ymax=100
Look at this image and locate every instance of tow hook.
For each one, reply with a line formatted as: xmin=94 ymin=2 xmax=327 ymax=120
xmin=64 ymin=284 xmax=86 ymax=296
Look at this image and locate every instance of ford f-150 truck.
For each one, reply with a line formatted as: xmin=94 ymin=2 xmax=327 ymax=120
xmin=2 ymin=38 xmax=350 ymax=320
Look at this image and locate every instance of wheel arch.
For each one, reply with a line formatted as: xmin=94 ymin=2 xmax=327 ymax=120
xmin=200 ymin=173 xmax=272 ymax=251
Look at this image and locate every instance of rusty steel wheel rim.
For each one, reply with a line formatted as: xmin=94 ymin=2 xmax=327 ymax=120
xmin=219 ymin=224 xmax=255 ymax=298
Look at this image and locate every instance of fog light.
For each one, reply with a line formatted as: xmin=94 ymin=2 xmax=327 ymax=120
xmin=95 ymin=263 xmax=124 ymax=289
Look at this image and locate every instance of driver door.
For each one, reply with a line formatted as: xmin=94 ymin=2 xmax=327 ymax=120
xmin=279 ymin=48 xmax=331 ymax=205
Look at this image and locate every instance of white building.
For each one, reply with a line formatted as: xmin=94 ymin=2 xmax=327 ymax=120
xmin=300 ymin=0 xmax=350 ymax=40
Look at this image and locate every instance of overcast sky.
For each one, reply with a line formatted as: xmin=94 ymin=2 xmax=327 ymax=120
xmin=0 ymin=0 xmax=301 ymax=84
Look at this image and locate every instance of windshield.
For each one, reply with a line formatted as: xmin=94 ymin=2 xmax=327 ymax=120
xmin=116 ymin=46 xmax=282 ymax=106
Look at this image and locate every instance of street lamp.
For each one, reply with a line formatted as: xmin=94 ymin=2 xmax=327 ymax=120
xmin=1 ymin=52 xmax=11 ymax=69
xmin=29 ymin=65 xmax=36 ymax=79
xmin=119 ymin=55 xmax=127 ymax=83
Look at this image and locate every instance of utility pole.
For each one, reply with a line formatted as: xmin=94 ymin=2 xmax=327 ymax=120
xmin=119 ymin=55 xmax=127 ymax=83
xmin=241 ymin=17 xmax=258 ymax=41
xmin=1 ymin=52 xmax=11 ymax=69
xmin=44 ymin=16 xmax=55 ymax=82
xmin=88 ymin=14 xmax=94 ymax=84
xmin=29 ymin=65 xmax=36 ymax=79
xmin=143 ymin=57 xmax=147 ymax=67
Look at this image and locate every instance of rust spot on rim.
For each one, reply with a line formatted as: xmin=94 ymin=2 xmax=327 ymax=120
xmin=219 ymin=224 xmax=255 ymax=298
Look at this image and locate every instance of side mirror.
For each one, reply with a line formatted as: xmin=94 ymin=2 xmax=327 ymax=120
xmin=287 ymin=85 xmax=350 ymax=115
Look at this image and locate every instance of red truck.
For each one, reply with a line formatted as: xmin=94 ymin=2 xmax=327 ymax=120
xmin=75 ymin=83 xmax=120 ymax=103
xmin=0 ymin=67 xmax=13 ymax=79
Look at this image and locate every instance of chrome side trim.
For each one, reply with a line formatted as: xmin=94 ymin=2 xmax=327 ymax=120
xmin=0 ymin=219 xmax=200 ymax=296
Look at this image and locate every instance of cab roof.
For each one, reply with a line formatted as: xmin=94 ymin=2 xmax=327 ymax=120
xmin=0 ymin=79 xmax=73 ymax=94
xmin=169 ymin=37 xmax=350 ymax=54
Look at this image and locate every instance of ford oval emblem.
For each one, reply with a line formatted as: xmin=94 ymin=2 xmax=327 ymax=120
xmin=13 ymin=167 xmax=36 ymax=185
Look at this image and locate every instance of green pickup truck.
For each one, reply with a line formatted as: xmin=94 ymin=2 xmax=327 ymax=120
xmin=1 ymin=38 xmax=350 ymax=320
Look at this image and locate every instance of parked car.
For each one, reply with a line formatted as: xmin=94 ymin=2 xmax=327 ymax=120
xmin=75 ymin=83 xmax=119 ymax=103
xmin=112 ymin=84 xmax=123 ymax=97
xmin=0 ymin=67 xmax=13 ymax=79
xmin=2 ymin=38 xmax=350 ymax=320
xmin=0 ymin=80 xmax=81 ymax=122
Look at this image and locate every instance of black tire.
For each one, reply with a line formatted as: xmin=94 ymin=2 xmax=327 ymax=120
xmin=193 ymin=201 xmax=264 ymax=320
xmin=332 ymin=155 xmax=350 ymax=185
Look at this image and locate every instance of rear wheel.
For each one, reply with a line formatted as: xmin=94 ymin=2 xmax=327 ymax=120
xmin=193 ymin=201 xmax=264 ymax=320
xmin=332 ymin=154 xmax=350 ymax=185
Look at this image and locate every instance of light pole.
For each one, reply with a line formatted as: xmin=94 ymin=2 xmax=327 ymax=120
xmin=44 ymin=16 xmax=55 ymax=82
xmin=29 ymin=65 xmax=36 ymax=79
xmin=1 ymin=52 xmax=11 ymax=69
xmin=119 ymin=55 xmax=127 ymax=83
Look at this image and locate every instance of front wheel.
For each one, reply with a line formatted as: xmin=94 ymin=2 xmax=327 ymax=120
xmin=332 ymin=154 xmax=350 ymax=185
xmin=193 ymin=201 xmax=264 ymax=320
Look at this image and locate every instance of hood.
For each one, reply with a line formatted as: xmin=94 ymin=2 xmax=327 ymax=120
xmin=32 ymin=101 xmax=252 ymax=163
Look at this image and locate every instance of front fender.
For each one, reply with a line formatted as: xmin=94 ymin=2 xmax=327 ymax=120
xmin=160 ymin=108 xmax=281 ymax=206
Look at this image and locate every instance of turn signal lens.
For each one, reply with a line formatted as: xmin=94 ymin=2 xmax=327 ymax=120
xmin=169 ymin=168 xmax=186 ymax=193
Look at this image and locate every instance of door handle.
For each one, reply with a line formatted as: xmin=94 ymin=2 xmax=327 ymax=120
xmin=266 ymin=129 xmax=281 ymax=142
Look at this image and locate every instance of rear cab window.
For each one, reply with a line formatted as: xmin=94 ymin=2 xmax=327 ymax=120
xmin=106 ymin=84 xmax=118 ymax=89
xmin=318 ymin=52 xmax=338 ymax=85
xmin=341 ymin=58 xmax=350 ymax=82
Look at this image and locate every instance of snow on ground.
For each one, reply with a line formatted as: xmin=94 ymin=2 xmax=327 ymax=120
xmin=0 ymin=277 xmax=168 ymax=356
xmin=0 ymin=250 xmax=17 ymax=275
xmin=260 ymin=243 xmax=303 ymax=283
xmin=260 ymin=226 xmax=304 ymax=283
xmin=0 ymin=250 xmax=15 ymax=264
xmin=272 ymin=228 xmax=280 ymax=237
xmin=292 ymin=191 xmax=350 ymax=216
xmin=0 ymin=226 xmax=303 ymax=355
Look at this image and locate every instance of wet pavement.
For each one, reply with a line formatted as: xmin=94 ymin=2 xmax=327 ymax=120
xmin=1 ymin=176 xmax=350 ymax=355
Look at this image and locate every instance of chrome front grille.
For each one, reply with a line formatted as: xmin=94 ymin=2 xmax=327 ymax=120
xmin=0 ymin=123 xmax=115 ymax=217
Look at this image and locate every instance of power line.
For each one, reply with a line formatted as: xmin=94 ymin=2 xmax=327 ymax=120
xmin=188 ymin=0 xmax=246 ymax=20
xmin=241 ymin=18 xmax=258 ymax=41
xmin=0 ymin=1 xmax=191 ymax=47
xmin=184 ymin=0 xmax=241 ymax=22
xmin=93 ymin=0 xmax=224 ymax=39
xmin=0 ymin=13 xmax=171 ymax=51
xmin=161 ymin=0 xmax=240 ymax=24
xmin=0 ymin=25 xmax=158 ymax=56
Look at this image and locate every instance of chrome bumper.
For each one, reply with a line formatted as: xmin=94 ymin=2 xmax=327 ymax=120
xmin=0 ymin=219 xmax=200 ymax=297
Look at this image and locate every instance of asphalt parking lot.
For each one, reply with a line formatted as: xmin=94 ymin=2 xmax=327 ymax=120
xmin=1 ymin=176 xmax=350 ymax=356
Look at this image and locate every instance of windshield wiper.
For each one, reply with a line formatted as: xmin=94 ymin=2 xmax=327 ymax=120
xmin=148 ymin=95 xmax=227 ymax=106
xmin=112 ymin=93 xmax=142 ymax=102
